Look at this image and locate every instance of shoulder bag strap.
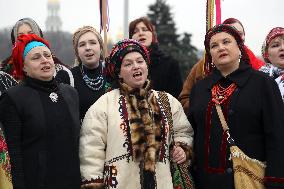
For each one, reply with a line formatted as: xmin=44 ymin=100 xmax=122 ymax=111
xmin=215 ymin=104 xmax=235 ymax=145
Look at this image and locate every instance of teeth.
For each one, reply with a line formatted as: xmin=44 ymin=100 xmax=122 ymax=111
xmin=133 ymin=72 xmax=142 ymax=77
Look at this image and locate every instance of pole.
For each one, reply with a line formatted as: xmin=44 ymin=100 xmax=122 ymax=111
xmin=102 ymin=0 xmax=108 ymax=57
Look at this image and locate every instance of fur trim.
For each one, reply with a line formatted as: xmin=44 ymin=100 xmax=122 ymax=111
xmin=81 ymin=183 xmax=104 ymax=189
xmin=120 ymin=80 xmax=163 ymax=172
xmin=230 ymin=146 xmax=266 ymax=168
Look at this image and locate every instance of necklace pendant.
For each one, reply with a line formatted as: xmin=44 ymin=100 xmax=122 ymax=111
xmin=49 ymin=92 xmax=58 ymax=103
xmin=218 ymin=95 xmax=224 ymax=100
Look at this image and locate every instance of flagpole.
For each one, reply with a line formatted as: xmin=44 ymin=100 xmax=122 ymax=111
xmin=102 ymin=0 xmax=108 ymax=57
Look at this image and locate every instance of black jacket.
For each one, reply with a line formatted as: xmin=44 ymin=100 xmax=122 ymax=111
xmin=148 ymin=44 xmax=182 ymax=98
xmin=56 ymin=66 xmax=106 ymax=121
xmin=188 ymin=62 xmax=284 ymax=189
xmin=0 ymin=78 xmax=81 ymax=189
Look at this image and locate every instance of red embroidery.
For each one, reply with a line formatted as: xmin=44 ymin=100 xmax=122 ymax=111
xmin=264 ymin=176 xmax=284 ymax=183
xmin=0 ymin=129 xmax=12 ymax=182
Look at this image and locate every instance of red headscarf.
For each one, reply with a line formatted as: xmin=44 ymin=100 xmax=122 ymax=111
xmin=12 ymin=34 xmax=50 ymax=80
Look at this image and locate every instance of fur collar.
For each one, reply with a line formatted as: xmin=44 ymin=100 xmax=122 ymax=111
xmin=119 ymin=80 xmax=163 ymax=172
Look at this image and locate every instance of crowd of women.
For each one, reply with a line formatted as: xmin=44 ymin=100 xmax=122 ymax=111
xmin=0 ymin=16 xmax=283 ymax=189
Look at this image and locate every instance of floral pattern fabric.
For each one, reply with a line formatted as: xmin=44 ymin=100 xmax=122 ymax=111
xmin=260 ymin=64 xmax=284 ymax=102
xmin=0 ymin=126 xmax=13 ymax=189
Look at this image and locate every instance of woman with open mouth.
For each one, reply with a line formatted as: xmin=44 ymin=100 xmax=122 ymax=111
xmin=79 ymin=39 xmax=194 ymax=189
xmin=0 ymin=34 xmax=81 ymax=189
xmin=1 ymin=17 xmax=70 ymax=80
xmin=260 ymin=27 xmax=284 ymax=102
xmin=56 ymin=26 xmax=107 ymax=122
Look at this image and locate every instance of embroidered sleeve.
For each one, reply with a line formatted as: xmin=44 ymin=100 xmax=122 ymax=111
xmin=79 ymin=95 xmax=107 ymax=187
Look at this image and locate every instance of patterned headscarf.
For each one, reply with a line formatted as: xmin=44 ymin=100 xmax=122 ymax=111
xmin=72 ymin=26 xmax=104 ymax=64
xmin=105 ymin=39 xmax=150 ymax=81
xmin=262 ymin=27 xmax=284 ymax=63
xmin=204 ymin=24 xmax=250 ymax=74
xmin=11 ymin=18 xmax=43 ymax=45
xmin=12 ymin=34 xmax=50 ymax=80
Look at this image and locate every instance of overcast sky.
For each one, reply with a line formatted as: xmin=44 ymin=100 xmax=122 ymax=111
xmin=0 ymin=0 xmax=283 ymax=56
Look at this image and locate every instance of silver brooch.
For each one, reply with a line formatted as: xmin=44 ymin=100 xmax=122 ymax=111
xmin=49 ymin=92 xmax=58 ymax=103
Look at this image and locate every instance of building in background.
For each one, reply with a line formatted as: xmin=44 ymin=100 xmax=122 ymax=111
xmin=45 ymin=0 xmax=62 ymax=32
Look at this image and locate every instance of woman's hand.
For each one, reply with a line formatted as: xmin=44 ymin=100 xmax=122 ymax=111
xmin=172 ymin=145 xmax=186 ymax=164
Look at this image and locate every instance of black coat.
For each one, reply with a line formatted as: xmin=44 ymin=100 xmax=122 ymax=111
xmin=148 ymin=44 xmax=182 ymax=98
xmin=56 ymin=65 xmax=106 ymax=121
xmin=188 ymin=62 xmax=284 ymax=189
xmin=0 ymin=78 xmax=81 ymax=189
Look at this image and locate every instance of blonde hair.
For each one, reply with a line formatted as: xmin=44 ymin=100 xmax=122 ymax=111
xmin=72 ymin=26 xmax=104 ymax=64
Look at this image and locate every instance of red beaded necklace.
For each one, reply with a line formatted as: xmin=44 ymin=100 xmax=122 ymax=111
xmin=211 ymin=83 xmax=237 ymax=104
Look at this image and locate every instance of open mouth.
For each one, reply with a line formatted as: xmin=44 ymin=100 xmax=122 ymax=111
xmin=279 ymin=53 xmax=284 ymax=59
xmin=85 ymin=53 xmax=94 ymax=57
xmin=219 ymin=53 xmax=228 ymax=58
xmin=138 ymin=38 xmax=146 ymax=43
xmin=41 ymin=66 xmax=51 ymax=71
xmin=133 ymin=72 xmax=142 ymax=78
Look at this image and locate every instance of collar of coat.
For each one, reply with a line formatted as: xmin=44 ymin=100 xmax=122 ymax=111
xmin=208 ymin=62 xmax=252 ymax=89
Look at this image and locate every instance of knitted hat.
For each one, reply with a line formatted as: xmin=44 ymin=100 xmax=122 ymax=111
xmin=262 ymin=27 xmax=284 ymax=63
xmin=11 ymin=18 xmax=43 ymax=45
xmin=204 ymin=24 xmax=250 ymax=74
xmin=105 ymin=39 xmax=150 ymax=81
xmin=12 ymin=34 xmax=50 ymax=80
xmin=72 ymin=26 xmax=104 ymax=64
xmin=129 ymin=17 xmax=158 ymax=44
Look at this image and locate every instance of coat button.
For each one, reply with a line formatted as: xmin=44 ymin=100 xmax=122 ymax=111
xmin=226 ymin=168 xmax=233 ymax=174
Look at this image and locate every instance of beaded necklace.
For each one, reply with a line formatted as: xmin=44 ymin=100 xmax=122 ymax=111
xmin=81 ymin=63 xmax=105 ymax=91
xmin=211 ymin=83 xmax=237 ymax=104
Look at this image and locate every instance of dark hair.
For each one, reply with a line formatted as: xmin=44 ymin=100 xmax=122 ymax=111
xmin=128 ymin=17 xmax=158 ymax=43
